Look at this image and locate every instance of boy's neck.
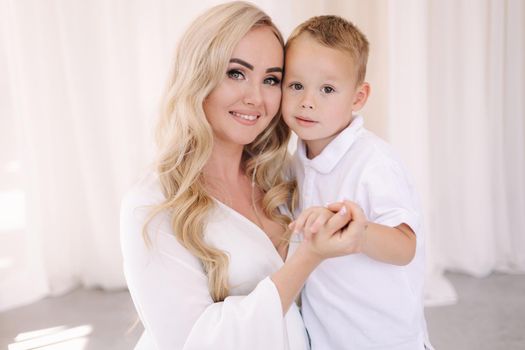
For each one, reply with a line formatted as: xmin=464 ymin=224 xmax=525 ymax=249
xmin=305 ymin=140 xmax=328 ymax=159
xmin=304 ymin=117 xmax=355 ymax=159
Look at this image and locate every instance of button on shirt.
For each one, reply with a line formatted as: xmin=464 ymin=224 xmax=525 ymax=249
xmin=292 ymin=116 xmax=431 ymax=350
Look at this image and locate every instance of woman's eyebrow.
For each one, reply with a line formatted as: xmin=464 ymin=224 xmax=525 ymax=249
xmin=266 ymin=67 xmax=282 ymax=73
xmin=230 ymin=58 xmax=282 ymax=74
xmin=230 ymin=58 xmax=254 ymax=70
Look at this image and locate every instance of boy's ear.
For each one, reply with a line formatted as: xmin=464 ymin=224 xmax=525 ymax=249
xmin=352 ymin=82 xmax=370 ymax=112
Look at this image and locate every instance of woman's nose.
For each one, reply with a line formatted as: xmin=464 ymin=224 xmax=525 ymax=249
xmin=243 ymin=83 xmax=263 ymax=106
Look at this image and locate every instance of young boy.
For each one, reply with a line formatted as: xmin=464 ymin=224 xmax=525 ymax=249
xmin=282 ymin=16 xmax=433 ymax=350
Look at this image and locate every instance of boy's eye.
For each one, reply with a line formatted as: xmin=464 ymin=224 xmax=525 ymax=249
xmin=227 ymin=69 xmax=245 ymax=80
xmin=321 ymin=86 xmax=335 ymax=94
xmin=289 ymin=83 xmax=303 ymax=91
xmin=264 ymin=76 xmax=281 ymax=86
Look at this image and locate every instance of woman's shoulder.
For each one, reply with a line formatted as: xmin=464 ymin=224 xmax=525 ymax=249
xmin=120 ymin=173 xmax=168 ymax=245
xmin=121 ymin=173 xmax=165 ymax=211
xmin=120 ymin=173 xmax=206 ymax=279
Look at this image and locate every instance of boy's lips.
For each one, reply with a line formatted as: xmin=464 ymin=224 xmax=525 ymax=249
xmin=295 ymin=115 xmax=318 ymax=127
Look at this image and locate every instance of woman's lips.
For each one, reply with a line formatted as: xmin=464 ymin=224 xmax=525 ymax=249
xmin=230 ymin=111 xmax=260 ymax=125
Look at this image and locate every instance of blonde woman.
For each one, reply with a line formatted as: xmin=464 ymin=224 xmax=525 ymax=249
xmin=120 ymin=2 xmax=366 ymax=349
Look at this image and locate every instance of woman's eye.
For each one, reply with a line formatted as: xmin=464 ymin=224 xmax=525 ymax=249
xmin=322 ymin=86 xmax=335 ymax=94
xmin=264 ymin=76 xmax=281 ymax=86
xmin=227 ymin=69 xmax=244 ymax=80
xmin=289 ymin=83 xmax=303 ymax=90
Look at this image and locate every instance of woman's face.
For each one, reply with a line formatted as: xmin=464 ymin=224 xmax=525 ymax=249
xmin=203 ymin=26 xmax=283 ymax=148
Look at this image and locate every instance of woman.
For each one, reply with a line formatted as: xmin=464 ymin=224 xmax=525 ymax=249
xmin=120 ymin=2 xmax=362 ymax=349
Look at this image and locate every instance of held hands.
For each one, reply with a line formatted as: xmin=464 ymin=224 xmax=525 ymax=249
xmin=271 ymin=201 xmax=369 ymax=314
xmin=289 ymin=201 xmax=369 ymax=260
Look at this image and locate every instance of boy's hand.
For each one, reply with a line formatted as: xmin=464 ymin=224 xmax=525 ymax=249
xmin=289 ymin=205 xmax=351 ymax=241
xmin=326 ymin=201 xmax=369 ymax=255
xmin=298 ymin=200 xmax=368 ymax=259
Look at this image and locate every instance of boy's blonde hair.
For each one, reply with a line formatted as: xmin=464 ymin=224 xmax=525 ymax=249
xmin=286 ymin=15 xmax=369 ymax=84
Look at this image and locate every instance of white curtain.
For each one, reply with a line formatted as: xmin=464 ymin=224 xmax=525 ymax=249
xmin=428 ymin=0 xmax=525 ymax=273
xmin=1 ymin=0 xmax=523 ymax=312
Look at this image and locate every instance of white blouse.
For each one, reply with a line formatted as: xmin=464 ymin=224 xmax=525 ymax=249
xmin=120 ymin=175 xmax=308 ymax=350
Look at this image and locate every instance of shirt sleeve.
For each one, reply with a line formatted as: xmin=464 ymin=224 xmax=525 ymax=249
xmin=120 ymin=185 xmax=286 ymax=350
xmin=357 ymin=159 xmax=421 ymax=234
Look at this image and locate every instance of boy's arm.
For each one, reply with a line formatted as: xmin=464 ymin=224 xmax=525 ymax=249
xmin=325 ymin=202 xmax=417 ymax=266
xmin=357 ymin=158 xmax=421 ymax=266
xmin=362 ymin=222 xmax=416 ymax=266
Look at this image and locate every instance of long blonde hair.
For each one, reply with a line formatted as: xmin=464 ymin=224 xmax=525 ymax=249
xmin=144 ymin=1 xmax=297 ymax=302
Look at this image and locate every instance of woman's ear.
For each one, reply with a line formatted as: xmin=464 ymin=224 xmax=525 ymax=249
xmin=352 ymin=82 xmax=370 ymax=112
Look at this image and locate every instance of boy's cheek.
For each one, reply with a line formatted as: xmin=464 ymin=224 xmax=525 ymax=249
xmin=280 ymin=97 xmax=293 ymax=119
xmin=279 ymin=101 xmax=293 ymax=125
xmin=281 ymin=91 xmax=293 ymax=107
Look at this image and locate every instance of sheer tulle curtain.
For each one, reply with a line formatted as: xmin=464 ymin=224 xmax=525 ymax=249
xmin=1 ymin=0 xmax=523 ymax=312
xmin=427 ymin=0 xmax=525 ymax=275
xmin=384 ymin=0 xmax=525 ymax=304
xmin=0 ymin=0 xmax=177 ymax=311
xmin=340 ymin=0 xmax=525 ymax=305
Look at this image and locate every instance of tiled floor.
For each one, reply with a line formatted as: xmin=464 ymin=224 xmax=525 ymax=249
xmin=425 ymin=272 xmax=525 ymax=349
xmin=0 ymin=288 xmax=141 ymax=349
xmin=1 ymin=272 xmax=524 ymax=349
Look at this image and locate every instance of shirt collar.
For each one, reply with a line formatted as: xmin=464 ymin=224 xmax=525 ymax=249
xmin=296 ymin=115 xmax=364 ymax=174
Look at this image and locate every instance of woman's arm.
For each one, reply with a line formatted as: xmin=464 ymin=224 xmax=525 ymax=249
xmin=120 ymin=184 xmax=363 ymax=348
xmin=121 ymin=189 xmax=287 ymax=350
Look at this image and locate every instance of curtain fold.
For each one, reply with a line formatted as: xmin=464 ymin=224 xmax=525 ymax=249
xmin=499 ymin=0 xmax=525 ymax=271
xmin=1 ymin=0 xmax=51 ymax=311
xmin=427 ymin=0 xmax=525 ymax=278
xmin=386 ymin=0 xmax=458 ymax=306
xmin=1 ymin=0 xmax=523 ymax=312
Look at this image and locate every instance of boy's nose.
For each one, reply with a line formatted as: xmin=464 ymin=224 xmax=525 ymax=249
xmin=300 ymin=92 xmax=315 ymax=110
xmin=301 ymin=102 xmax=314 ymax=110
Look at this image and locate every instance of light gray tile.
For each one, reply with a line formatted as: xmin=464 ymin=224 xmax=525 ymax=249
xmin=1 ymin=273 xmax=524 ymax=349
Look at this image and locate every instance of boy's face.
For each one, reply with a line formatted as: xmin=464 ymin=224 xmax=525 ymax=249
xmin=282 ymin=33 xmax=369 ymax=158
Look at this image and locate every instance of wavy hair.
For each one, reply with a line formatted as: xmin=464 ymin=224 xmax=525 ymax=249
xmin=144 ymin=1 xmax=297 ymax=302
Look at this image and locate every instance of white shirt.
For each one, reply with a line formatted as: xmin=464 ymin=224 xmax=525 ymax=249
xmin=292 ymin=116 xmax=432 ymax=350
xmin=120 ymin=174 xmax=308 ymax=350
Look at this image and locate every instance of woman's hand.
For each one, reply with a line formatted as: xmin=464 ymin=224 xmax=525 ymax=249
xmin=293 ymin=201 xmax=369 ymax=260
xmin=289 ymin=206 xmax=341 ymax=240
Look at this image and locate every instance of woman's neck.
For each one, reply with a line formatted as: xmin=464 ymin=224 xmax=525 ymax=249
xmin=203 ymin=139 xmax=245 ymax=184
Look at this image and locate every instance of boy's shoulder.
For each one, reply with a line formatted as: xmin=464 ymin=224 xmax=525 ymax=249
xmin=290 ymin=121 xmax=403 ymax=172
xmin=349 ymin=127 xmax=405 ymax=170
